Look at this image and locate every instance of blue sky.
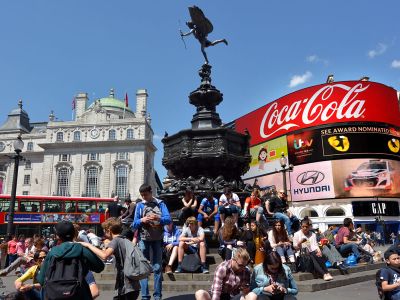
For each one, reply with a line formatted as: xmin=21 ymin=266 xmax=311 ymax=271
xmin=0 ymin=1 xmax=399 ymax=180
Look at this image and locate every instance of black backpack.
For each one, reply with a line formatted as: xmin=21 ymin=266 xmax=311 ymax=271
xmin=181 ymin=253 xmax=202 ymax=273
xmin=43 ymin=256 xmax=88 ymax=300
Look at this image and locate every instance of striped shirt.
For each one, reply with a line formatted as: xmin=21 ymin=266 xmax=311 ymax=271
xmin=210 ymin=259 xmax=251 ymax=300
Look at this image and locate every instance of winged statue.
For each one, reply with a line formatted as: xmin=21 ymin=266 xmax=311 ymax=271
xmin=180 ymin=6 xmax=228 ymax=64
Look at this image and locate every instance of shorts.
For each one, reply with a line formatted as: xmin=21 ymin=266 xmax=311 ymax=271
xmin=218 ymin=205 xmax=239 ymax=215
xmin=197 ymin=213 xmax=220 ymax=223
xmin=186 ymin=245 xmax=199 ymax=254
xmin=85 ymin=271 xmax=96 ymax=285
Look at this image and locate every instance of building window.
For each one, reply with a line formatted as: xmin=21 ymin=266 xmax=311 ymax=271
xmin=22 ymin=191 xmax=29 ymax=196
xmin=23 ymin=175 xmax=31 ymax=185
xmin=87 ymin=153 xmax=99 ymax=161
xmin=57 ymin=168 xmax=70 ymax=196
xmin=27 ymin=142 xmax=33 ymax=151
xmin=127 ymin=129 xmax=134 ymax=140
xmin=0 ymin=177 xmax=3 ymax=194
xmin=109 ymin=129 xmax=116 ymax=140
xmin=59 ymin=154 xmax=70 ymax=162
xmin=117 ymin=152 xmax=128 ymax=160
xmin=25 ymin=160 xmax=31 ymax=169
xmin=56 ymin=132 xmax=64 ymax=142
xmin=73 ymin=131 xmax=81 ymax=141
xmin=115 ymin=166 xmax=128 ymax=198
xmin=86 ymin=167 xmax=99 ymax=197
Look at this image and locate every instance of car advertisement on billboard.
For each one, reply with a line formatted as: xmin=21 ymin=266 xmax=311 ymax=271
xmin=332 ymin=158 xmax=400 ymax=198
xmin=289 ymin=161 xmax=335 ymax=201
xmin=242 ymin=136 xmax=288 ymax=179
xmin=243 ymin=172 xmax=286 ymax=194
xmin=235 ymin=81 xmax=400 ymax=146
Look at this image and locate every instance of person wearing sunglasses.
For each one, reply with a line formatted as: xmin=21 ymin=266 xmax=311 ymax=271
xmin=14 ymin=250 xmax=47 ymax=300
xmin=247 ymin=251 xmax=298 ymax=300
xmin=195 ymin=247 xmax=251 ymax=300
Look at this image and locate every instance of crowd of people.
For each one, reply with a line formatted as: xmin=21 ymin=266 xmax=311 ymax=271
xmin=1 ymin=184 xmax=398 ymax=300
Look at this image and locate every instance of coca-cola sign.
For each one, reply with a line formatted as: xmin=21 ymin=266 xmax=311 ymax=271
xmin=235 ymin=81 xmax=400 ymax=146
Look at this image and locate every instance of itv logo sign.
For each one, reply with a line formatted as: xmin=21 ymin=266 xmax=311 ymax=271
xmin=293 ymin=138 xmax=313 ymax=150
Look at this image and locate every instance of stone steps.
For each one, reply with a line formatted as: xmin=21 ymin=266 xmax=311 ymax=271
xmin=95 ymin=253 xmax=384 ymax=293
xmin=297 ymin=269 xmax=378 ymax=292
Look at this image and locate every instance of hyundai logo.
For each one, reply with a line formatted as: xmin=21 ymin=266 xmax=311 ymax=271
xmin=297 ymin=171 xmax=325 ymax=185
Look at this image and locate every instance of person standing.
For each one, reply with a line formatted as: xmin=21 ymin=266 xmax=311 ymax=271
xmin=132 ymin=184 xmax=172 ymax=300
xmin=81 ymin=218 xmax=140 ymax=300
xmin=7 ymin=235 xmax=18 ymax=267
xmin=106 ymin=196 xmax=123 ymax=218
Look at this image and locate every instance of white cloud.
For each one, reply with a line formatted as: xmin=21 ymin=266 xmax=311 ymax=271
xmin=306 ymin=55 xmax=329 ymax=65
xmin=289 ymin=71 xmax=312 ymax=88
xmin=367 ymin=43 xmax=388 ymax=58
xmin=306 ymin=55 xmax=318 ymax=63
xmin=391 ymin=60 xmax=400 ymax=68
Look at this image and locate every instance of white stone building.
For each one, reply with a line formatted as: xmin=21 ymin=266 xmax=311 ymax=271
xmin=0 ymin=89 xmax=157 ymax=200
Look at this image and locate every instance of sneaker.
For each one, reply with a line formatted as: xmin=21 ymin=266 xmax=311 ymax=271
xmin=323 ymin=273 xmax=333 ymax=281
xmin=174 ymin=265 xmax=182 ymax=273
xmin=201 ymin=266 xmax=209 ymax=274
xmin=165 ymin=265 xmax=173 ymax=274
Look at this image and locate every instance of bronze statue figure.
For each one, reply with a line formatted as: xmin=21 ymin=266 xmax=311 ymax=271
xmin=180 ymin=6 xmax=228 ymax=64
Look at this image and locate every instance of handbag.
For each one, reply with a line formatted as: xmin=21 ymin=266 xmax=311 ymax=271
xmin=297 ymin=248 xmax=314 ymax=273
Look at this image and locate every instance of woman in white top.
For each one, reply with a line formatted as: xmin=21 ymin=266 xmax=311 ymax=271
xmin=268 ymin=220 xmax=296 ymax=266
xmin=293 ymin=219 xmax=333 ymax=281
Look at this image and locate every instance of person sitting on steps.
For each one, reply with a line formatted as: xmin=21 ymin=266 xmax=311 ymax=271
xmin=175 ymin=216 xmax=209 ymax=274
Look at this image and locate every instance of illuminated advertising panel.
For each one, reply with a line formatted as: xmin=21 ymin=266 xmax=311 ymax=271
xmin=332 ymin=158 xmax=400 ymax=198
xmin=321 ymin=125 xmax=400 ymax=159
xmin=235 ymin=81 xmax=400 ymax=146
xmin=287 ymin=124 xmax=400 ymax=165
xmin=287 ymin=130 xmax=322 ymax=165
xmin=289 ymin=161 xmax=335 ymax=201
xmin=242 ymin=136 xmax=288 ymax=179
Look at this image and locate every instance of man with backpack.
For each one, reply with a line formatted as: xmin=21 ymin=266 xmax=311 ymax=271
xmin=132 ymin=184 xmax=172 ymax=300
xmin=37 ymin=220 xmax=104 ymax=300
xmin=80 ymin=217 xmax=141 ymax=300
xmin=377 ymin=249 xmax=400 ymax=299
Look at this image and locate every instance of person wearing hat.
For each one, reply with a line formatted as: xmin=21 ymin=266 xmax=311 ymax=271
xmin=37 ymin=221 xmax=105 ymax=299
xmin=378 ymin=250 xmax=400 ymax=299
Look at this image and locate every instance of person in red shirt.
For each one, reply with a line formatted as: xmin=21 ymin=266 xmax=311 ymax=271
xmin=242 ymin=188 xmax=262 ymax=221
xmin=335 ymin=217 xmax=361 ymax=260
xmin=7 ymin=235 xmax=18 ymax=266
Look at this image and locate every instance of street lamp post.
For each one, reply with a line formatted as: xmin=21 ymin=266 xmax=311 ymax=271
xmin=6 ymin=136 xmax=24 ymax=236
xmin=279 ymin=152 xmax=293 ymax=197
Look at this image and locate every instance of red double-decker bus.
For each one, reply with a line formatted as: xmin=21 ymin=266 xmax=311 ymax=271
xmin=0 ymin=195 xmax=114 ymax=236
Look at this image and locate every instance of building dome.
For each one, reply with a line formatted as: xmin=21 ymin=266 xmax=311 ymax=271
xmin=87 ymin=89 xmax=133 ymax=113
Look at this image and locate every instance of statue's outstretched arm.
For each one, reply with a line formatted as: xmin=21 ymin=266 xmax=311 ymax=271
xmin=180 ymin=29 xmax=194 ymax=37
